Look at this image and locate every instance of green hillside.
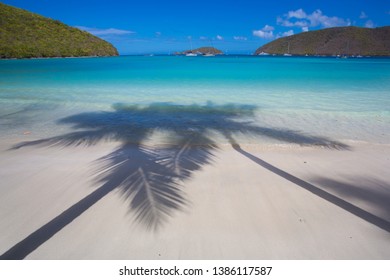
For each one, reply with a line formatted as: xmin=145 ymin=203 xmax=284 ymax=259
xmin=0 ymin=2 xmax=118 ymax=58
xmin=255 ymin=26 xmax=390 ymax=56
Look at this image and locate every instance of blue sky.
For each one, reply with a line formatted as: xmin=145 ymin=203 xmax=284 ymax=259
xmin=2 ymin=0 xmax=390 ymax=54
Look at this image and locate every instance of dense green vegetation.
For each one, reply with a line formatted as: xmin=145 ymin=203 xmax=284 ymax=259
xmin=0 ymin=2 xmax=118 ymax=58
xmin=255 ymin=26 xmax=390 ymax=56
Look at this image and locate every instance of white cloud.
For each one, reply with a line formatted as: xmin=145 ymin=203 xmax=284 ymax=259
xmin=253 ymin=25 xmax=276 ymax=39
xmin=302 ymin=26 xmax=309 ymax=32
xmin=365 ymin=20 xmax=375 ymax=28
xmin=233 ymin=36 xmax=248 ymax=41
xmin=262 ymin=24 xmax=275 ymax=31
xmin=277 ymin=9 xmax=351 ymax=29
xmin=277 ymin=16 xmax=291 ymax=26
xmin=282 ymin=30 xmax=294 ymax=37
xmin=277 ymin=17 xmax=307 ymax=28
xmin=216 ymin=35 xmax=224 ymax=40
xmin=308 ymin=9 xmax=351 ymax=28
xmin=75 ymin=26 xmax=135 ymax=36
xmin=295 ymin=20 xmax=310 ymax=27
xmin=200 ymin=36 xmax=208 ymax=40
xmin=287 ymin=8 xmax=307 ymax=19
xmin=253 ymin=30 xmax=274 ymax=39
xmin=275 ymin=30 xmax=295 ymax=39
xmin=360 ymin=11 xmax=368 ymax=19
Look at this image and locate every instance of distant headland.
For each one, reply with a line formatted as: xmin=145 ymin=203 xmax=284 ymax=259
xmin=174 ymin=47 xmax=223 ymax=56
xmin=255 ymin=26 xmax=390 ymax=56
xmin=0 ymin=3 xmax=118 ymax=59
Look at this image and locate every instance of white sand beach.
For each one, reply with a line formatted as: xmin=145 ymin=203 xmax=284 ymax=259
xmin=0 ymin=137 xmax=389 ymax=260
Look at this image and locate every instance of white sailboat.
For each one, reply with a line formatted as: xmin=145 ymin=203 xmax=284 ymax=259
xmin=283 ymin=42 xmax=292 ymax=56
xmin=186 ymin=37 xmax=198 ymax=56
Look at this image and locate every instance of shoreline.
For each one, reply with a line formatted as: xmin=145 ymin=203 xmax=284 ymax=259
xmin=2 ymin=54 xmax=390 ymax=61
xmin=0 ymin=55 xmax=118 ymax=61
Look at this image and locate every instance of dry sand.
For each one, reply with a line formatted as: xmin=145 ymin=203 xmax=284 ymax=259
xmin=0 ymin=137 xmax=389 ymax=259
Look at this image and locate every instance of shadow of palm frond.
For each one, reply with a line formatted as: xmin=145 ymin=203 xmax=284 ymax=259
xmin=0 ymin=103 xmax=59 ymax=131
xmin=94 ymin=143 xmax=185 ymax=230
xmin=11 ymin=102 xmax=350 ymax=230
xmin=2 ymin=102 xmax=353 ymax=259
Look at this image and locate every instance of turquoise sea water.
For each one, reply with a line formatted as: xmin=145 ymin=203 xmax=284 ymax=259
xmin=0 ymin=56 xmax=389 ymax=146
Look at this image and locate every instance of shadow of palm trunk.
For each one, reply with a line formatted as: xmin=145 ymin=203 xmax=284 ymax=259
xmin=1 ymin=139 xmax=217 ymax=259
xmin=0 ymin=180 xmax=118 ymax=260
xmin=232 ymin=144 xmax=390 ymax=233
xmin=2 ymin=102 xmax=352 ymax=259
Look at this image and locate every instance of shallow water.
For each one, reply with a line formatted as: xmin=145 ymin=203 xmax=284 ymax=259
xmin=0 ymin=56 xmax=389 ymax=146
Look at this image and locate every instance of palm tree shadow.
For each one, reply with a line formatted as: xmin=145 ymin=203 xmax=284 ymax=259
xmin=93 ymin=142 xmax=212 ymax=231
xmin=2 ymin=102 xmax=350 ymax=259
xmin=10 ymin=102 xmax=349 ymax=229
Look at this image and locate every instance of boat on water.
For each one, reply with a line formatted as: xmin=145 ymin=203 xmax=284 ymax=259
xmin=186 ymin=37 xmax=198 ymax=56
xmin=283 ymin=42 xmax=292 ymax=56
